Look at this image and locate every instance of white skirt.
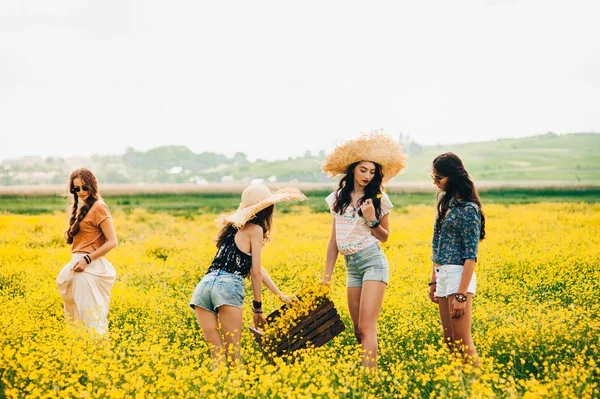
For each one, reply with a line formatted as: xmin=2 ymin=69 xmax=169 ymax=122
xmin=56 ymin=254 xmax=117 ymax=334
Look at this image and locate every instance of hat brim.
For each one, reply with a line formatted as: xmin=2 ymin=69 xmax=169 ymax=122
xmin=321 ymin=130 xmax=406 ymax=183
xmin=218 ymin=188 xmax=307 ymax=228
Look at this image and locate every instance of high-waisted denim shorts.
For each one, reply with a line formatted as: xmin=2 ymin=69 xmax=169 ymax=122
xmin=189 ymin=270 xmax=245 ymax=314
xmin=343 ymin=243 xmax=389 ymax=288
xmin=434 ymin=264 xmax=476 ymax=298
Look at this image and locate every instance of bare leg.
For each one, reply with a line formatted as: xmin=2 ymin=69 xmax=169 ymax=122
xmin=449 ymin=294 xmax=478 ymax=365
xmin=194 ymin=306 xmax=225 ymax=369
xmin=437 ymin=297 xmax=454 ymax=347
xmin=358 ymin=281 xmax=386 ymax=370
xmin=216 ymin=305 xmax=244 ymax=366
xmin=346 ymin=287 xmax=362 ymax=343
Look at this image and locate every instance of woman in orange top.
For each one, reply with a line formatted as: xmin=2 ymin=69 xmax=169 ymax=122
xmin=56 ymin=168 xmax=118 ymax=334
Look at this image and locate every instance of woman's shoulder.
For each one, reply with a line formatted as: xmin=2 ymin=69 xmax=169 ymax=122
xmin=90 ymin=199 xmax=110 ymax=212
xmin=380 ymin=191 xmax=392 ymax=202
xmin=241 ymin=222 xmax=263 ymax=235
xmin=325 ymin=191 xmax=338 ymax=207
xmin=455 ymin=201 xmax=480 ymax=216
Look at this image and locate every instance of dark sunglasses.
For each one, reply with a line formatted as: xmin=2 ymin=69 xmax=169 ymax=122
xmin=71 ymin=186 xmax=89 ymax=193
xmin=430 ymin=174 xmax=446 ymax=182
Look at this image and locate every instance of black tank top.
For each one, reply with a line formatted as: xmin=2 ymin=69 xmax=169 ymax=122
xmin=206 ymin=231 xmax=252 ymax=277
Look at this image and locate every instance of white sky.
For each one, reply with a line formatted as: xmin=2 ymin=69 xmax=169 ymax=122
xmin=1 ymin=0 xmax=599 ymax=162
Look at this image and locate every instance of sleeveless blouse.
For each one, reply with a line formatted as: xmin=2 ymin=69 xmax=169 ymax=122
xmin=206 ymin=231 xmax=252 ymax=277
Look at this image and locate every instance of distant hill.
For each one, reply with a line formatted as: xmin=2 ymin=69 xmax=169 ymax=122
xmin=1 ymin=133 xmax=599 ymax=185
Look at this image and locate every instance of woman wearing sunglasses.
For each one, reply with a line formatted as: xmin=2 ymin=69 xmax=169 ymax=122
xmin=56 ymin=168 xmax=118 ymax=334
xmin=428 ymin=153 xmax=486 ymax=365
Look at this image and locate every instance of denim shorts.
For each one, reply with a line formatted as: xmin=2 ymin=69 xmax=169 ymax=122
xmin=343 ymin=243 xmax=389 ymax=288
xmin=189 ymin=270 xmax=245 ymax=314
xmin=434 ymin=264 xmax=476 ymax=298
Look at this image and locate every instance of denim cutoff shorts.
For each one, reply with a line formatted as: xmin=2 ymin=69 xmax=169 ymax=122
xmin=189 ymin=270 xmax=245 ymax=314
xmin=343 ymin=243 xmax=389 ymax=288
xmin=434 ymin=264 xmax=476 ymax=298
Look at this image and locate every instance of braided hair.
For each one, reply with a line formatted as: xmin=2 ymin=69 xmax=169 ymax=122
xmin=65 ymin=168 xmax=100 ymax=244
xmin=433 ymin=153 xmax=486 ymax=240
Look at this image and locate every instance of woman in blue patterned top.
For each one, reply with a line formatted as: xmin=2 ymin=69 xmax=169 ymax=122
xmin=428 ymin=152 xmax=486 ymax=365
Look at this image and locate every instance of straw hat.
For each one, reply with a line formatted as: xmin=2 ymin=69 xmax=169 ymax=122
xmin=321 ymin=130 xmax=407 ymax=183
xmin=218 ymin=184 xmax=307 ymax=228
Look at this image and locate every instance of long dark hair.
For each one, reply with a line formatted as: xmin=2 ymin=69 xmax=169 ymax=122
xmin=333 ymin=161 xmax=385 ymax=219
xmin=65 ymin=168 xmax=100 ymax=244
xmin=215 ymin=205 xmax=275 ymax=247
xmin=433 ymin=153 xmax=485 ymax=240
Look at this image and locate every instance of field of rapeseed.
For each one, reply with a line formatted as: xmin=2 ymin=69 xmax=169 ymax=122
xmin=1 ymin=203 xmax=599 ymax=398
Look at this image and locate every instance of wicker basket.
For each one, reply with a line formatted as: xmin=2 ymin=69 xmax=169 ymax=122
xmin=249 ymin=298 xmax=345 ymax=358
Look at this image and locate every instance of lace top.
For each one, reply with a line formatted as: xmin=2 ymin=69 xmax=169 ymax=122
xmin=206 ymin=231 xmax=252 ymax=277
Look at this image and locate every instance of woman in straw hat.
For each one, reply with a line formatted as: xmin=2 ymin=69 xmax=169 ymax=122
xmin=190 ymin=183 xmax=306 ymax=368
xmin=428 ymin=153 xmax=485 ymax=365
xmin=321 ymin=130 xmax=406 ymax=370
xmin=56 ymin=168 xmax=118 ymax=335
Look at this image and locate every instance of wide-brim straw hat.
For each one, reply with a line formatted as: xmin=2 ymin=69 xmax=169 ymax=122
xmin=321 ymin=130 xmax=407 ymax=183
xmin=218 ymin=184 xmax=307 ymax=228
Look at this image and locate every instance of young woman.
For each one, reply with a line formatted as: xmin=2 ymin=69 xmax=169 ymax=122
xmin=56 ymin=168 xmax=118 ymax=334
xmin=428 ymin=152 xmax=486 ymax=364
xmin=321 ymin=131 xmax=406 ymax=370
xmin=190 ymin=183 xmax=306 ymax=368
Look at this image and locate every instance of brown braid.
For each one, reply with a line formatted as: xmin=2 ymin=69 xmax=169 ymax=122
xmin=65 ymin=168 xmax=100 ymax=244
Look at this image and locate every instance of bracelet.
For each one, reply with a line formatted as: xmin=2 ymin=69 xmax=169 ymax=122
xmin=84 ymin=255 xmax=92 ymax=264
xmin=454 ymin=293 xmax=467 ymax=302
xmin=252 ymin=300 xmax=262 ymax=309
xmin=428 ymin=281 xmax=437 ymax=287
xmin=252 ymin=308 xmax=263 ymax=314
xmin=369 ymin=219 xmax=380 ymax=229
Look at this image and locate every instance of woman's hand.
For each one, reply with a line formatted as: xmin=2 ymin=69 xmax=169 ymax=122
xmin=360 ymin=198 xmax=376 ymax=222
xmin=279 ymin=293 xmax=298 ymax=303
xmin=71 ymin=258 xmax=89 ymax=272
xmin=253 ymin=312 xmax=266 ymax=329
xmin=428 ymin=285 xmax=438 ymax=303
xmin=450 ymin=296 xmax=466 ymax=318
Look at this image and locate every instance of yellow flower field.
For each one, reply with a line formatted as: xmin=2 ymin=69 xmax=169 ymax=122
xmin=0 ymin=203 xmax=599 ymax=398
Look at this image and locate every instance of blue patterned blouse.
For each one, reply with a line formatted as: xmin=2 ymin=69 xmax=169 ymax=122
xmin=431 ymin=199 xmax=482 ymax=265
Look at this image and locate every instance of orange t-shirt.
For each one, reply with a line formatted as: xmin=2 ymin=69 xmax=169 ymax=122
xmin=71 ymin=200 xmax=112 ymax=254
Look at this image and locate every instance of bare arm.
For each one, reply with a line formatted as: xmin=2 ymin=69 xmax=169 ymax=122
xmin=449 ymin=259 xmax=476 ymax=318
xmin=249 ymin=226 xmax=264 ymax=305
xmin=369 ymin=213 xmax=390 ymax=243
xmin=71 ymin=217 xmax=118 ymax=272
xmin=458 ymin=259 xmax=476 ymax=294
xmin=92 ymin=217 xmax=118 ymax=259
xmin=261 ymin=266 xmax=296 ymax=302
xmin=360 ymin=199 xmax=390 ymax=242
xmin=428 ymin=263 xmax=438 ymax=303
xmin=249 ymin=225 xmax=266 ymax=327
xmin=322 ymin=219 xmax=339 ymax=284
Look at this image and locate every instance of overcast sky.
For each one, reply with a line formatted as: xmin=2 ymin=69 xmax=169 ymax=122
xmin=1 ymin=0 xmax=599 ymax=162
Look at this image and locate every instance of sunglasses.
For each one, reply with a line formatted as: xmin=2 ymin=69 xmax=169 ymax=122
xmin=71 ymin=185 xmax=90 ymax=193
xmin=430 ymin=174 xmax=446 ymax=183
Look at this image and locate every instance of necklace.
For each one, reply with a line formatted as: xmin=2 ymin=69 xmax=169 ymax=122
xmin=350 ymin=192 xmax=363 ymax=217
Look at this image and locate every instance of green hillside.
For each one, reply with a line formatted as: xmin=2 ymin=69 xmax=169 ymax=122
xmin=1 ymin=133 xmax=598 ymax=185
xmin=398 ymin=133 xmax=599 ymax=183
